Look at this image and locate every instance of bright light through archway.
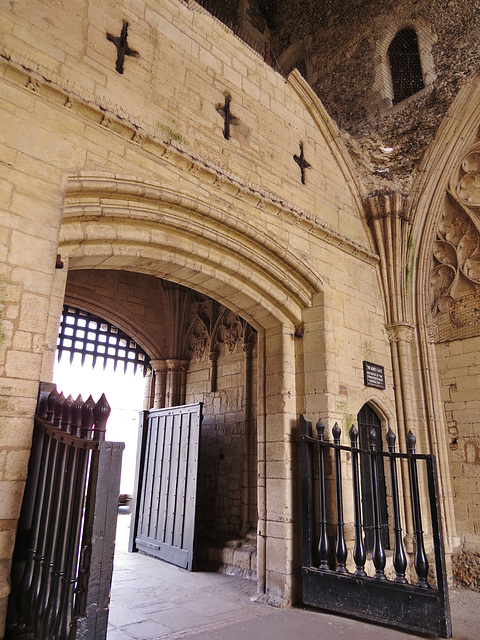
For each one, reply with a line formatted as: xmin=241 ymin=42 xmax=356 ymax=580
xmin=53 ymin=354 xmax=146 ymax=495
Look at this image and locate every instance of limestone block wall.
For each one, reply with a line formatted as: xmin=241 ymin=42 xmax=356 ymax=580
xmin=1 ymin=0 xmax=368 ymax=245
xmin=0 ymin=0 xmax=395 ymax=624
xmin=437 ymin=337 xmax=480 ymax=544
xmin=188 ymin=346 xmax=258 ymax=541
xmin=65 ymin=269 xmax=171 ymax=358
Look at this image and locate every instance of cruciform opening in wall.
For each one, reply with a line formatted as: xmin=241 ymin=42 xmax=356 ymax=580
xmin=106 ymin=20 xmax=139 ymax=74
xmin=294 ymin=142 xmax=311 ymax=185
xmin=216 ymin=93 xmax=239 ymax=140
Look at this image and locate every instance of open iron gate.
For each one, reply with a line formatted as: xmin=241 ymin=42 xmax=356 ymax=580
xmin=299 ymin=415 xmax=452 ymax=638
xmin=129 ymin=403 xmax=203 ymax=570
xmin=7 ymin=383 xmax=123 ymax=640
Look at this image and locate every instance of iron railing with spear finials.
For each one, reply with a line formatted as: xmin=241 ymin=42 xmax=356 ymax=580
xmin=299 ymin=415 xmax=452 ymax=638
xmin=6 ymin=382 xmax=124 ymax=640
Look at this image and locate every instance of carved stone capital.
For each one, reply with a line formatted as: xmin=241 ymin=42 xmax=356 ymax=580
xmin=425 ymin=324 xmax=439 ymax=344
xmin=364 ymin=190 xmax=409 ymax=224
xmin=149 ymin=358 xmax=168 ymax=374
xmin=242 ymin=342 xmax=254 ymax=355
xmin=166 ymin=358 xmax=189 ymax=373
xmin=386 ymin=322 xmax=416 ymax=343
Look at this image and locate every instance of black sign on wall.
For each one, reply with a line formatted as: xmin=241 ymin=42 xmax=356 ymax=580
xmin=363 ymin=361 xmax=385 ymax=389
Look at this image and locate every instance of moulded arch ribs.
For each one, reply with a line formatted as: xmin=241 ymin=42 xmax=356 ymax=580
xmin=61 ymin=239 xmax=303 ymax=330
xmin=355 ymin=397 xmax=396 ymax=433
xmin=61 ymin=177 xmax=325 ymax=320
xmin=63 ymin=175 xmax=324 ymax=296
xmin=402 ymin=75 xmax=480 ymax=554
xmin=411 ymin=73 xmax=480 ymax=319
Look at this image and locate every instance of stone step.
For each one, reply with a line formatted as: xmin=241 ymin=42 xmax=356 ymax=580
xmin=199 ymin=532 xmax=257 ymax=580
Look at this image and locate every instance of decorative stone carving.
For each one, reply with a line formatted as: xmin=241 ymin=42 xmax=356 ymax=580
xmin=193 ymin=338 xmax=205 ymax=361
xmin=430 ymin=149 xmax=480 ymax=340
xmin=425 ymin=324 xmax=439 ymax=344
xmin=386 ymin=322 xmax=415 ymax=343
xmin=185 ymin=292 xmax=256 ymax=360
xmin=454 ymin=147 xmax=480 ymax=210
xmin=216 ymin=310 xmax=244 ymax=354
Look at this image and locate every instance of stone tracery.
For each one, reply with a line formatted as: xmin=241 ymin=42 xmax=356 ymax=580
xmin=186 ymin=294 xmax=256 ymax=360
xmin=430 ymin=146 xmax=480 ymax=339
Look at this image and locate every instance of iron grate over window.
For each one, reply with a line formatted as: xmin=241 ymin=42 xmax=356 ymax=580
xmin=388 ymin=28 xmax=424 ymax=105
xmin=57 ymin=305 xmax=150 ymax=375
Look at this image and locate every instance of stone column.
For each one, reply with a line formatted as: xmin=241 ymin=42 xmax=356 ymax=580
xmin=420 ymin=323 xmax=459 ymax=550
xmin=150 ymin=359 xmax=167 ymax=409
xmin=241 ymin=342 xmax=254 ymax=535
xmin=209 ymin=351 xmax=217 ymax=392
xmin=179 ymin=359 xmax=189 ymax=406
xmin=143 ymin=369 xmax=155 ymax=410
xmin=165 ymin=359 xmax=189 ymax=407
xmin=258 ymin=322 xmax=297 ymax=606
xmin=386 ymin=322 xmax=417 ymax=550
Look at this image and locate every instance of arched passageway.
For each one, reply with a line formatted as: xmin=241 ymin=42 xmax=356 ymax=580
xmin=44 ymin=175 xmax=323 ymax=605
xmin=59 ymin=274 xmax=260 ymax=573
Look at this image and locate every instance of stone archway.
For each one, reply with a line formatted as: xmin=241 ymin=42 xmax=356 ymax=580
xmin=409 ymin=75 xmax=480 ymax=565
xmin=62 ymin=270 xmax=260 ymax=565
xmin=46 ymin=173 xmax=324 ymax=605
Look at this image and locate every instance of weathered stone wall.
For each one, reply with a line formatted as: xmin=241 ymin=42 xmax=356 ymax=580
xmin=271 ymin=0 xmax=480 ymax=189
xmin=437 ymin=337 xmax=480 ymax=548
xmin=0 ymin=0 xmax=394 ymax=627
xmin=188 ymin=346 xmax=258 ymax=541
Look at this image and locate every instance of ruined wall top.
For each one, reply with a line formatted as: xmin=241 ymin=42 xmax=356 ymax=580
xmin=196 ymin=0 xmax=480 ymax=191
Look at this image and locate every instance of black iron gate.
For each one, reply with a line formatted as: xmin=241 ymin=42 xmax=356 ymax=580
xmin=129 ymin=403 xmax=203 ymax=570
xmin=299 ymin=415 xmax=452 ymax=638
xmin=7 ymin=383 xmax=124 ymax=640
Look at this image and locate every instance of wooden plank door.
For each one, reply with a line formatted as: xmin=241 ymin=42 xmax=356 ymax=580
xmin=129 ymin=403 xmax=203 ymax=570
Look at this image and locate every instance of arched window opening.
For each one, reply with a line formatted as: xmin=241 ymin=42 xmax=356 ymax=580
xmin=388 ymin=28 xmax=424 ymax=105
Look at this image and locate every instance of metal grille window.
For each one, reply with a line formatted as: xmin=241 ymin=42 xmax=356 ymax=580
xmin=388 ymin=28 xmax=424 ymax=105
xmin=57 ymin=305 xmax=150 ymax=374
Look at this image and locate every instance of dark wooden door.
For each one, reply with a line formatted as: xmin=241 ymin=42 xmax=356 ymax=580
xmin=129 ymin=403 xmax=203 ymax=570
xmin=357 ymin=404 xmax=389 ymax=550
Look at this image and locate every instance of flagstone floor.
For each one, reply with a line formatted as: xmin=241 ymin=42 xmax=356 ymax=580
xmin=107 ymin=513 xmax=480 ymax=640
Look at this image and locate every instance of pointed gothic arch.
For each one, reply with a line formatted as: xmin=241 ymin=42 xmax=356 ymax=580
xmin=406 ymin=74 xmax=480 ymax=554
xmin=372 ymin=19 xmax=435 ymax=113
xmin=356 ymin=403 xmax=389 ymax=551
xmin=60 ymin=173 xmax=323 ymax=328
